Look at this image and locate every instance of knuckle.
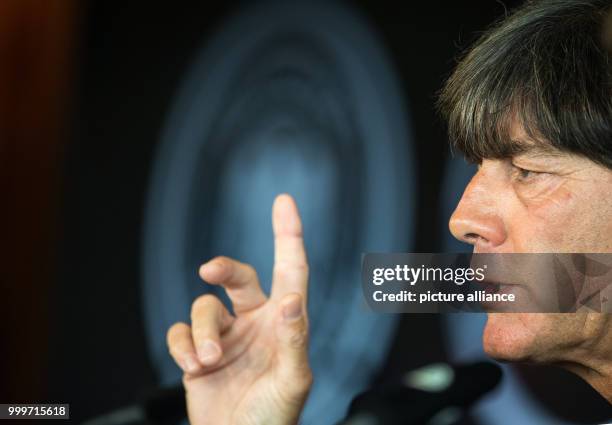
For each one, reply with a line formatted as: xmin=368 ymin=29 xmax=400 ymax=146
xmin=277 ymin=366 xmax=313 ymax=405
xmin=289 ymin=361 xmax=313 ymax=385
xmin=274 ymin=262 xmax=309 ymax=281
xmin=293 ymin=262 xmax=309 ymax=273
xmin=191 ymin=294 xmax=219 ymax=316
xmin=182 ymin=372 xmax=196 ymax=388
xmin=212 ymin=255 xmax=232 ymax=269
xmin=244 ymin=263 xmax=258 ymax=279
xmin=301 ymin=368 xmax=314 ymax=388
xmin=288 ymin=327 xmax=308 ymax=349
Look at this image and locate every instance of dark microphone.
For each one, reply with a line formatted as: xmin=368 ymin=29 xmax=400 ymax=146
xmin=81 ymin=385 xmax=186 ymax=425
xmin=338 ymin=361 xmax=503 ymax=425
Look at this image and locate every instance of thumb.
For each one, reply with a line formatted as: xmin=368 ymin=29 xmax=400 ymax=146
xmin=275 ymin=293 xmax=312 ymax=393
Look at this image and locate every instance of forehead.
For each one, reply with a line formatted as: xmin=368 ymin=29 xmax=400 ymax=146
xmin=506 ymin=121 xmax=563 ymax=159
xmin=463 ymin=117 xmax=563 ymax=163
xmin=449 ymin=103 xmax=560 ymax=163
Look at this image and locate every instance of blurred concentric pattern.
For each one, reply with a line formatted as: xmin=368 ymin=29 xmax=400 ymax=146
xmin=142 ymin=1 xmax=415 ymax=423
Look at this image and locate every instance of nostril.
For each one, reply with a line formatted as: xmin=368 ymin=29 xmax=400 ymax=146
xmin=464 ymin=232 xmax=480 ymax=242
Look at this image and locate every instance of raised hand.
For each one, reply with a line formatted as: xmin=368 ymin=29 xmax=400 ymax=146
xmin=166 ymin=194 xmax=312 ymax=425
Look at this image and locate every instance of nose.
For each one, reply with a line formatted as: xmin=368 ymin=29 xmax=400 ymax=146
xmin=449 ymin=168 xmax=507 ymax=250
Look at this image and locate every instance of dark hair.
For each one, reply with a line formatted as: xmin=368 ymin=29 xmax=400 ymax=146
xmin=438 ymin=0 xmax=612 ymax=169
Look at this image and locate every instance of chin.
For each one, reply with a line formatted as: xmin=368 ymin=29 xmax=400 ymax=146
xmin=482 ymin=313 xmax=548 ymax=362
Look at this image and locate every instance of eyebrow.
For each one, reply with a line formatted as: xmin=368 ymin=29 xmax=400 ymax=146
xmin=504 ymin=139 xmax=564 ymax=159
xmin=453 ymin=130 xmax=567 ymax=164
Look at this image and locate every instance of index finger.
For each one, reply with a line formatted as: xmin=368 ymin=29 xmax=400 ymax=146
xmin=270 ymin=194 xmax=309 ymax=302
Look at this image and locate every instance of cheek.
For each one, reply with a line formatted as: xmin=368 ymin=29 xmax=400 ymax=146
xmin=534 ymin=188 xmax=577 ymax=246
xmin=509 ymin=186 xmax=579 ymax=250
xmin=516 ymin=183 xmax=612 ymax=252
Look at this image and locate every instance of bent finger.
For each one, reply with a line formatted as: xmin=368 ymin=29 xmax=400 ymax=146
xmin=167 ymin=322 xmax=202 ymax=375
xmin=199 ymin=256 xmax=267 ymax=313
xmin=191 ymin=294 xmax=234 ymax=366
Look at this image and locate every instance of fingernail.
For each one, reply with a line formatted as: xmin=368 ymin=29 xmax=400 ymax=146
xmin=183 ymin=354 xmax=200 ymax=373
xmin=282 ymin=298 xmax=302 ymax=321
xmin=198 ymin=340 xmax=221 ymax=365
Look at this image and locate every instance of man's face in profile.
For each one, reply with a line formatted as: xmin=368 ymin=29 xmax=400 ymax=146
xmin=449 ymin=120 xmax=612 ymax=364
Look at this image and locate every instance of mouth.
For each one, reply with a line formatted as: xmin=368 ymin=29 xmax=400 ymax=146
xmin=480 ymin=279 xmax=518 ymax=294
xmin=477 ymin=280 xmax=526 ymax=311
xmin=482 ymin=280 xmax=501 ymax=294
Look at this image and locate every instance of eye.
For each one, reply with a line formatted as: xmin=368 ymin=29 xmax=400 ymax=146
xmin=512 ymin=164 xmax=542 ymax=182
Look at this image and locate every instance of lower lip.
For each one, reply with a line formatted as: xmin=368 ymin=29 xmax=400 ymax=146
xmin=479 ymin=282 xmax=523 ymax=311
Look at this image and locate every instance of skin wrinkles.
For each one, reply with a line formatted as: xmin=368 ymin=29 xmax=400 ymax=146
xmin=449 ymin=121 xmax=612 ymax=402
xmin=512 ymin=156 xmax=598 ymax=214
